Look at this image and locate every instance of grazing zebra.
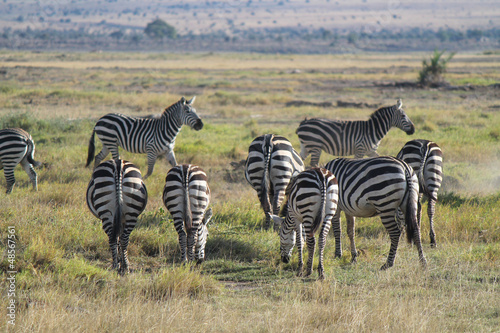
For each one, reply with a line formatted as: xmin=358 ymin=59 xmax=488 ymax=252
xmin=296 ymin=99 xmax=415 ymax=166
xmin=0 ymin=128 xmax=42 ymax=194
xmin=86 ymin=96 xmax=203 ymax=179
xmin=244 ymin=134 xmax=304 ymax=229
xmin=397 ymin=139 xmax=443 ymax=247
xmin=269 ymin=168 xmax=338 ymax=279
xmin=163 ymin=164 xmax=212 ymax=263
xmin=86 ymin=159 xmax=148 ymax=274
xmin=324 ymin=156 xmax=427 ymax=270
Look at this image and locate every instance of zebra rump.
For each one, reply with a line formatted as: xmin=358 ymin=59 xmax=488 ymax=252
xmin=163 ymin=164 xmax=211 ymax=263
xmin=0 ymin=128 xmax=42 ymax=194
xmin=270 ymin=167 xmax=338 ymax=279
xmin=244 ymin=134 xmax=304 ymax=229
xmin=397 ymin=139 xmax=443 ymax=246
xmin=296 ymin=99 xmax=415 ymax=166
xmin=86 ymin=159 xmax=148 ymax=274
xmin=325 ymin=156 xmax=426 ymax=270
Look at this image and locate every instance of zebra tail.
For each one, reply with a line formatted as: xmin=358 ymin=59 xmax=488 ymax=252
xmin=113 ymin=167 xmax=124 ymax=243
xmin=184 ymin=169 xmax=193 ymax=232
xmin=260 ymin=135 xmax=273 ymax=214
xmin=26 ymin=138 xmax=42 ymax=167
xmin=404 ymin=167 xmax=419 ymax=245
xmin=86 ymin=130 xmax=96 ymax=167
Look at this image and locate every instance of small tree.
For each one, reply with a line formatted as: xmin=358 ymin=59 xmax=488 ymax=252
xmin=144 ymin=18 xmax=177 ymax=40
xmin=418 ymin=49 xmax=456 ymax=86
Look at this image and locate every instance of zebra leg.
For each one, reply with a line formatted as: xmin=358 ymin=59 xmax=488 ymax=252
xmin=309 ymin=148 xmax=322 ymax=167
xmin=379 ymin=213 xmax=401 ymax=270
xmin=106 ymin=229 xmax=119 ymax=271
xmin=119 ymin=232 xmax=131 ymax=274
xmin=332 ymin=210 xmax=342 ymax=258
xmin=316 ymin=221 xmax=331 ymax=280
xmin=186 ymin=230 xmax=197 ymax=262
xmin=305 ymin=234 xmax=316 ymax=278
xmin=3 ymin=165 xmax=16 ymax=194
xmin=346 ymin=214 xmax=358 ymax=263
xmin=21 ymin=159 xmax=38 ymax=191
xmin=295 ymin=224 xmax=304 ymax=277
xmin=94 ymin=145 xmax=111 ymax=168
xmin=144 ymin=150 xmax=158 ymax=180
xmin=428 ymin=198 xmax=437 ymax=247
xmin=165 ymin=150 xmax=177 ymax=167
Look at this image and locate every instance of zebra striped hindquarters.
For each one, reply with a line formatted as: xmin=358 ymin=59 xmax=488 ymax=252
xmin=86 ymin=96 xmax=203 ymax=179
xmin=269 ymin=168 xmax=338 ymax=280
xmin=163 ymin=164 xmax=211 ymax=264
xmin=296 ymin=99 xmax=415 ymax=166
xmin=325 ymin=156 xmax=427 ymax=270
xmin=86 ymin=159 xmax=148 ymax=274
xmin=397 ymin=139 xmax=443 ymax=247
xmin=244 ymin=134 xmax=305 ymax=230
xmin=0 ymin=128 xmax=42 ymax=194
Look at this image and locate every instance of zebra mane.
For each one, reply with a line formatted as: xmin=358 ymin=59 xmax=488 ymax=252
xmin=162 ymin=99 xmax=183 ymax=117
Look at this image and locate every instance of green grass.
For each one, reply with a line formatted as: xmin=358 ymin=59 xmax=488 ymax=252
xmin=0 ymin=51 xmax=499 ymax=332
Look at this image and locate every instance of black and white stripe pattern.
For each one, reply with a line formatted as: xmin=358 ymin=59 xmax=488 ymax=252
xmin=270 ymin=168 xmax=338 ymax=279
xmin=325 ymin=156 xmax=426 ymax=270
xmin=296 ymin=99 xmax=415 ymax=166
xmin=0 ymin=128 xmax=42 ymax=194
xmin=397 ymin=139 xmax=443 ymax=247
xmin=86 ymin=159 xmax=148 ymax=274
xmin=244 ymin=134 xmax=304 ymax=229
xmin=86 ymin=96 xmax=203 ymax=178
xmin=163 ymin=164 xmax=212 ymax=263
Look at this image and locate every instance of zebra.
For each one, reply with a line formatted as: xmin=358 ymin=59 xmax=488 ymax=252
xmin=397 ymin=139 xmax=443 ymax=247
xmin=0 ymin=128 xmax=42 ymax=194
xmin=86 ymin=159 xmax=148 ymax=274
xmin=244 ymin=134 xmax=305 ymax=229
xmin=163 ymin=164 xmax=212 ymax=263
xmin=296 ymin=99 xmax=415 ymax=166
xmin=269 ymin=168 xmax=338 ymax=280
xmin=324 ymin=156 xmax=427 ymax=270
xmin=86 ymin=96 xmax=203 ymax=179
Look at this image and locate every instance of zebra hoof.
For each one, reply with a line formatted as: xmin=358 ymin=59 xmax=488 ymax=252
xmin=380 ymin=263 xmax=392 ymax=271
xmin=430 ymin=243 xmax=437 ymax=248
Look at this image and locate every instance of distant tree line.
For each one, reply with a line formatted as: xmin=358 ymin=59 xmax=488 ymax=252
xmin=1 ymin=18 xmax=498 ymax=52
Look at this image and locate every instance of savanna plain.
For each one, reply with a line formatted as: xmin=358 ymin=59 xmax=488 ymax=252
xmin=0 ymin=51 xmax=499 ymax=332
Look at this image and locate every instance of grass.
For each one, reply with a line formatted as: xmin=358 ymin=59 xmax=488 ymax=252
xmin=0 ymin=51 xmax=499 ymax=332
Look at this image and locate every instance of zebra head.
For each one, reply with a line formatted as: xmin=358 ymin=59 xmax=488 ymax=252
xmin=270 ymin=214 xmax=296 ymax=263
xmin=179 ymin=96 xmax=204 ymax=131
xmin=195 ymin=207 xmax=213 ymax=263
xmin=392 ymin=99 xmax=415 ymax=135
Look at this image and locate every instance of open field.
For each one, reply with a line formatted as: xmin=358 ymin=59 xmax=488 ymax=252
xmin=0 ymin=51 xmax=499 ymax=332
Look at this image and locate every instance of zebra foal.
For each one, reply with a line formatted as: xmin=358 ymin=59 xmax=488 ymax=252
xmin=86 ymin=159 xmax=148 ymax=274
xmin=0 ymin=128 xmax=42 ymax=194
xmin=397 ymin=139 xmax=443 ymax=247
xmin=244 ymin=134 xmax=304 ymax=229
xmin=163 ymin=164 xmax=212 ymax=263
xmin=325 ymin=156 xmax=427 ymax=270
xmin=296 ymin=99 xmax=415 ymax=166
xmin=270 ymin=168 xmax=338 ymax=280
xmin=86 ymin=96 xmax=203 ymax=178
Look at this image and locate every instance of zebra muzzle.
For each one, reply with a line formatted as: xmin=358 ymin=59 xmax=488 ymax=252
xmin=193 ymin=120 xmax=204 ymax=131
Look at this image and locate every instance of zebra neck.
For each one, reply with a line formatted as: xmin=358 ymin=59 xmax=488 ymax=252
xmin=367 ymin=109 xmax=392 ymax=142
xmin=161 ymin=106 xmax=183 ymax=137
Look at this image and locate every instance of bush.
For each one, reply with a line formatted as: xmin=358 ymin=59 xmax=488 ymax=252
xmin=418 ymin=49 xmax=456 ymax=86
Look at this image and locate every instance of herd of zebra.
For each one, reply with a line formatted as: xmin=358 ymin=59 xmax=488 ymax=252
xmin=0 ymin=97 xmax=443 ymax=278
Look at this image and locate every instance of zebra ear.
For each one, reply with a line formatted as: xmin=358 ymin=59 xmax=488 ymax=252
xmin=396 ymin=99 xmax=403 ymax=109
xmin=180 ymin=97 xmax=186 ymax=104
xmin=187 ymin=96 xmax=196 ymax=105
xmin=202 ymin=207 xmax=213 ymax=226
